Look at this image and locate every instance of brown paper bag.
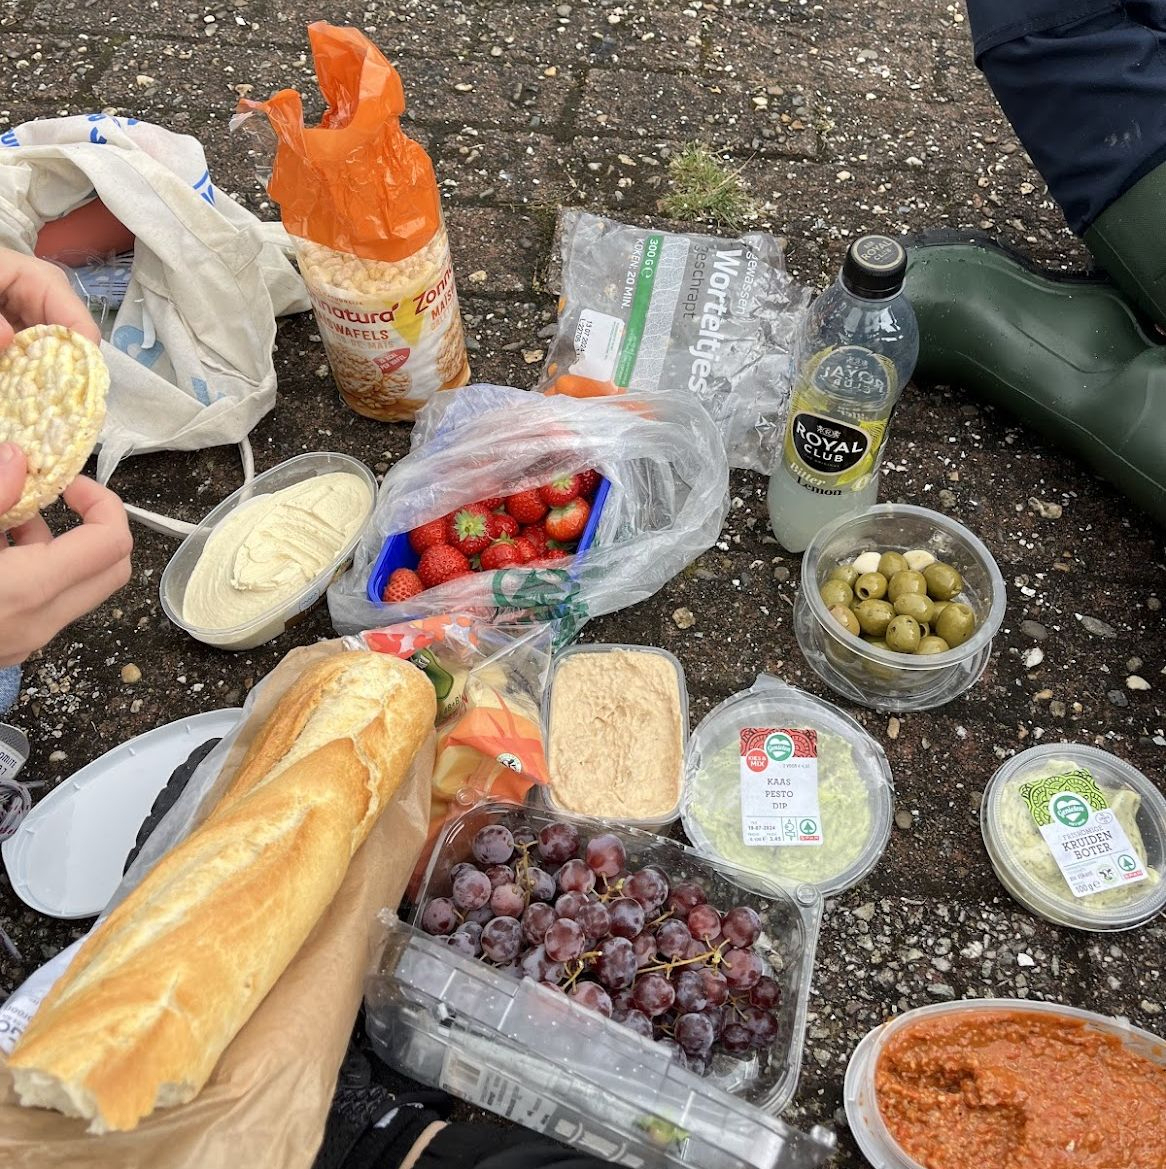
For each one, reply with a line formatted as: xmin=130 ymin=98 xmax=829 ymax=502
xmin=0 ymin=640 xmax=434 ymax=1168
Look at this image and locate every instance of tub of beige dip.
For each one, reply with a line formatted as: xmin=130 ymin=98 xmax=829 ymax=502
xmin=160 ymin=452 xmax=376 ymax=650
xmin=544 ymin=644 xmax=688 ymax=830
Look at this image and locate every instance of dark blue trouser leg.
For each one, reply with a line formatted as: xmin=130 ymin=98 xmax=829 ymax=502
xmin=967 ymin=0 xmax=1166 ymax=232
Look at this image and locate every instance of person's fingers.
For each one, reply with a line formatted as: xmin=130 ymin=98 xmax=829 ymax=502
xmin=39 ymin=553 xmax=132 ymax=636
xmin=37 ymin=274 xmax=101 ymax=345
xmin=0 ymin=311 xmax=14 ymax=350
xmin=0 ymin=253 xmax=99 ymax=344
xmin=0 ymin=443 xmax=28 ymax=515
xmin=43 ymin=477 xmax=133 ymax=590
xmin=7 ymin=512 xmax=52 ymax=546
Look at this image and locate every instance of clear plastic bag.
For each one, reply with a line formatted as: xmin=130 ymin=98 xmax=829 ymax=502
xmin=327 ymin=383 xmax=729 ymax=639
xmin=538 ymin=210 xmax=810 ymax=473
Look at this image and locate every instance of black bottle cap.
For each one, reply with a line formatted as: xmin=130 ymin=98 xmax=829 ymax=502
xmin=840 ymin=235 xmax=907 ymax=299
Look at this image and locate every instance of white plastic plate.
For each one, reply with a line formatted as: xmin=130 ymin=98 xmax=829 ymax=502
xmin=1 ymin=708 xmax=242 ymax=919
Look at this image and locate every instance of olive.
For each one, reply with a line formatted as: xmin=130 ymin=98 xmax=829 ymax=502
xmin=935 ymin=602 xmax=976 ymax=648
xmin=854 ymin=598 xmax=895 ymax=638
xmin=854 ymin=571 xmax=888 ymax=601
xmin=887 ymin=570 xmax=928 ymax=604
xmin=878 ymin=551 xmax=909 ymax=578
xmin=885 ymin=615 xmax=922 ymax=654
xmin=904 ymin=548 xmax=936 ymax=572
xmin=924 ymin=561 xmax=964 ymax=602
xmin=829 ymin=604 xmax=860 ymax=636
xmin=894 ymin=593 xmax=936 ymax=626
xmin=917 ymin=635 xmax=951 ymax=655
xmin=864 ymin=638 xmax=889 ymax=651
xmin=828 ymin=563 xmax=860 ymax=588
xmin=929 ymin=600 xmax=950 ymax=618
xmin=820 ymin=579 xmax=854 ymax=608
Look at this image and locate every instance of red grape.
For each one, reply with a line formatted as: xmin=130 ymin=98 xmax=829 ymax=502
xmin=686 ymin=904 xmax=722 ymax=942
xmin=700 ymin=968 xmax=730 ymax=1007
xmin=656 ymin=1038 xmax=687 ymax=1069
xmin=721 ymin=947 xmax=763 ymax=990
xmin=545 ymin=918 xmax=585 ymax=962
xmin=675 ymin=1013 xmax=715 ymax=1058
xmin=539 ymin=980 xmax=565 ymax=994
xmin=452 ymin=869 xmax=492 ymax=911
xmin=447 ymin=932 xmax=477 ymax=958
xmin=585 ymin=833 xmax=626 ymax=879
xmin=722 ymin=906 xmax=762 ymax=949
xmin=457 ymin=920 xmax=483 ymax=945
xmin=608 ymin=897 xmax=646 ymax=939
xmin=688 ymin=1056 xmax=708 ymax=1077
xmin=557 ymin=858 xmax=596 ymax=895
xmin=520 ymin=945 xmax=565 ymax=984
xmin=522 ymin=866 xmax=556 ymax=903
xmin=577 ymin=900 xmax=611 ymax=940
xmin=743 ymin=1006 xmax=779 ymax=1048
xmin=632 ymin=972 xmax=675 ymax=1017
xmin=513 ymin=827 xmax=538 ymax=849
xmin=485 ymin=864 xmax=516 ymax=888
xmin=633 ymin=931 xmax=658 ymax=969
xmin=481 ymin=916 xmax=522 ymax=962
xmin=491 ymin=882 xmax=527 ymax=918
xmin=749 ymin=976 xmax=781 ymax=1010
xmin=721 ymin=1023 xmax=752 ymax=1054
xmin=420 ymin=897 xmax=457 ymax=936
xmin=594 ymin=936 xmax=637 ymax=989
xmin=611 ymin=986 xmax=635 ymax=1015
xmin=704 ymin=1005 xmax=726 ymax=1038
xmin=538 ymin=822 xmax=580 ymax=865
xmin=465 ymin=906 xmax=494 ymax=926
xmin=555 ymin=891 xmax=589 ymax=920
xmin=473 ymin=824 xmax=515 ymax=866
xmin=666 ymin=881 xmax=707 ymax=915
xmin=569 ymin=981 xmax=613 ymax=1017
xmin=521 ymin=902 xmax=555 ymax=946
xmin=625 ymin=866 xmax=669 ymax=911
xmin=450 ymin=861 xmax=476 ymax=885
xmin=622 ymin=1009 xmax=653 ymax=1039
xmin=683 ymin=937 xmax=710 ymax=964
xmin=674 ymin=969 xmax=710 ymax=1013
xmin=657 ymin=920 xmax=693 ymax=961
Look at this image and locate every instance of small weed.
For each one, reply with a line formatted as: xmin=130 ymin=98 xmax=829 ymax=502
xmin=659 ymin=144 xmax=757 ymax=229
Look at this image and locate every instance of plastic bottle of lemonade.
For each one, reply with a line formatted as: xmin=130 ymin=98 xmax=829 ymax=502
xmin=768 ymin=235 xmax=918 ymax=553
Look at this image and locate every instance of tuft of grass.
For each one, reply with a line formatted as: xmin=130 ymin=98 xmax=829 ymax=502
xmin=659 ymin=144 xmax=757 ymax=229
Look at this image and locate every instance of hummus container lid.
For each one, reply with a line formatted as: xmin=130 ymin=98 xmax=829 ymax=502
xmin=160 ymin=452 xmax=377 ymax=652
xmin=541 ymin=643 xmax=688 ymax=831
xmin=843 ymin=997 xmax=1166 ymax=1169
xmin=680 ymin=676 xmax=893 ymax=897
xmin=981 ymin=743 xmax=1166 ymax=932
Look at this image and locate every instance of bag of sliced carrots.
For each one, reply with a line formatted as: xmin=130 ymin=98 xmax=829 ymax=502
xmin=236 ymin=23 xmax=469 ymax=421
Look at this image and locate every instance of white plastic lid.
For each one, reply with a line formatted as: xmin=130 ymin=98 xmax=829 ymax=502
xmin=981 ymin=743 xmax=1166 ymax=931
xmin=681 ymin=677 xmax=893 ymax=896
xmin=1 ymin=708 xmax=242 ymax=919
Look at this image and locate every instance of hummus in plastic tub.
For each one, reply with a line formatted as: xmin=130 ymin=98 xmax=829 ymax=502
xmin=680 ymin=675 xmax=893 ymax=897
xmin=981 ymin=743 xmax=1166 ymax=931
xmin=542 ymin=643 xmax=688 ymax=831
xmin=160 ymin=452 xmax=376 ymax=651
xmin=844 ymin=998 xmax=1166 ymax=1169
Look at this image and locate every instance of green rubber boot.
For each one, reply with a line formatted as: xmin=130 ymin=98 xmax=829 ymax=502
xmin=1084 ymin=162 xmax=1166 ymax=329
xmin=903 ymin=236 xmax=1166 ymax=527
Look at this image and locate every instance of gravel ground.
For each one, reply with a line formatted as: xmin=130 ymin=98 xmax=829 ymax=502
xmin=0 ymin=1 xmax=1163 ymax=1166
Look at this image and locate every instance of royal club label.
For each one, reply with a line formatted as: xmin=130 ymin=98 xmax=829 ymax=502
xmin=789 ymin=412 xmax=870 ymax=476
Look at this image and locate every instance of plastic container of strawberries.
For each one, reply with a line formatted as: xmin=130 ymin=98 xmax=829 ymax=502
xmin=366 ymin=477 xmax=612 ymax=605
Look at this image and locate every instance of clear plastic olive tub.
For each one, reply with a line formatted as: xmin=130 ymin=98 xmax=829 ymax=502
xmin=366 ymin=802 xmax=834 ymax=1169
xmin=160 ymin=452 xmax=376 ymax=651
xmin=981 ymin=744 xmax=1166 ymax=931
xmin=794 ymin=503 xmax=1006 ymax=712
xmin=541 ymin=643 xmax=689 ymax=832
xmin=844 ymin=998 xmax=1166 ymax=1169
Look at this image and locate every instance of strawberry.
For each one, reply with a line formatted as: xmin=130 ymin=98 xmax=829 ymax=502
xmin=521 ymin=523 xmax=549 ymax=556
xmin=382 ymin=568 xmax=424 ymax=603
xmin=447 ymin=503 xmax=493 ymax=556
xmin=545 ymin=498 xmax=590 ymax=543
xmin=577 ymin=469 xmax=601 ymax=499
xmin=488 ymin=512 xmax=520 ymax=540
xmin=538 ymin=473 xmax=582 ymax=508
xmin=408 ymin=517 xmax=449 ymax=554
xmin=505 ymin=490 xmax=548 ymax=525
xmin=480 ymin=538 xmax=523 ymax=570
xmin=417 ymin=545 xmax=470 ymax=588
xmin=512 ymin=536 xmax=537 ymax=563
xmin=478 ymin=496 xmax=504 ymax=511
xmin=534 ymin=548 xmax=570 ymax=565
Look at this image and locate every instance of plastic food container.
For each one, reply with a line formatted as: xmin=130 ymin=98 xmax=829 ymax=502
xmin=366 ymin=477 xmax=612 ymax=604
xmin=793 ymin=503 xmax=1006 ymax=712
xmin=981 ymin=743 xmax=1166 ymax=931
xmin=844 ymin=998 xmax=1166 ymax=1169
xmin=367 ymin=802 xmax=835 ymax=1169
xmin=681 ymin=678 xmax=893 ymax=897
xmin=541 ymin=643 xmax=688 ymax=831
xmin=160 ymin=452 xmax=377 ymax=651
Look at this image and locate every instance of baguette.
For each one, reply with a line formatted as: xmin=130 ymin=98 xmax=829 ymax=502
xmin=6 ymin=650 xmax=435 ymax=1134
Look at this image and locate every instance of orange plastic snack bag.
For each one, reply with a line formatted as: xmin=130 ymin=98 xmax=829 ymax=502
xmin=239 ymin=23 xmax=469 ymax=421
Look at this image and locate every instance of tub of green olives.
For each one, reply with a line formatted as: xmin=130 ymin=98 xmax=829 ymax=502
xmin=793 ymin=504 xmax=1006 ymax=712
xmin=367 ymin=802 xmax=835 ymax=1169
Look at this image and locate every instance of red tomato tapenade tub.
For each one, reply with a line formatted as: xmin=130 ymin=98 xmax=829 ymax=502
xmin=844 ymin=999 xmax=1166 ymax=1169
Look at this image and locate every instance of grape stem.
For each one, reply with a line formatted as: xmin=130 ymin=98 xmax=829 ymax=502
xmin=640 ymin=942 xmax=726 ymax=978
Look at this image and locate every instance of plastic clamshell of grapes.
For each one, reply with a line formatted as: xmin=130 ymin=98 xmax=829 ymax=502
xmin=395 ymin=801 xmax=827 ymax=1138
